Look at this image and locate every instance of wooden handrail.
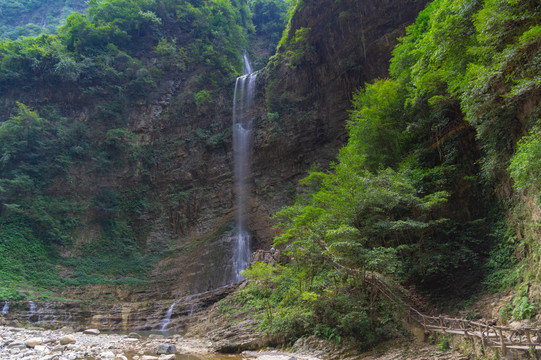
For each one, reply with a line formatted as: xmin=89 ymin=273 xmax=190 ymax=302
xmin=364 ymin=274 xmax=541 ymax=353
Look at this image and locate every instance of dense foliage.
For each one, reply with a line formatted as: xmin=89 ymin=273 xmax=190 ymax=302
xmin=0 ymin=0 xmax=87 ymax=41
xmin=241 ymin=0 xmax=540 ymax=345
xmin=0 ymin=0 xmax=289 ymax=300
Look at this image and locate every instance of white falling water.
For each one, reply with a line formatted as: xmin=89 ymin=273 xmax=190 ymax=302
xmin=160 ymin=296 xmax=193 ymax=332
xmin=1 ymin=302 xmax=9 ymax=314
xmin=28 ymin=301 xmax=37 ymax=322
xmin=160 ymin=299 xmax=182 ymax=331
xmin=231 ymin=51 xmax=257 ymax=283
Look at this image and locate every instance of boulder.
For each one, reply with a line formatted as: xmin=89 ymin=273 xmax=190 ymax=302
xmin=7 ymin=341 xmax=26 ymax=349
xmin=34 ymin=344 xmax=50 ymax=353
xmin=83 ymin=329 xmax=101 ymax=335
xmin=60 ymin=326 xmax=75 ymax=334
xmin=100 ymin=351 xmax=115 ymax=359
xmin=59 ymin=335 xmax=76 ymax=345
xmin=127 ymin=332 xmax=142 ymax=339
xmin=148 ymin=334 xmax=164 ymax=339
xmin=141 ymin=356 xmax=159 ymax=360
xmin=25 ymin=337 xmax=43 ymax=348
xmin=156 ymin=344 xmax=176 ymax=354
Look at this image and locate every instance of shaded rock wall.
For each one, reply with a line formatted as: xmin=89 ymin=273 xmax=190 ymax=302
xmin=247 ymin=0 xmax=428 ymax=245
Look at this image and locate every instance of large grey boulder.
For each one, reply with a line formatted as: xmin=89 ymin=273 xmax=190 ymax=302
xmin=156 ymin=344 xmax=176 ymax=354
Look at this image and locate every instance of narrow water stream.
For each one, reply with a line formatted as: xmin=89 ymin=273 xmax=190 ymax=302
xmin=230 ymin=50 xmax=257 ymax=284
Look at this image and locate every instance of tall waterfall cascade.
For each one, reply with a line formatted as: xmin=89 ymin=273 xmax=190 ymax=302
xmin=231 ymin=51 xmax=257 ymax=283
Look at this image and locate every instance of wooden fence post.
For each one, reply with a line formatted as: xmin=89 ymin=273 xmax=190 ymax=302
xmin=439 ymin=316 xmax=446 ymax=334
xmin=498 ymin=328 xmax=507 ymax=356
xmin=461 ymin=320 xmax=468 ymax=337
xmin=479 ymin=325 xmax=487 ymax=353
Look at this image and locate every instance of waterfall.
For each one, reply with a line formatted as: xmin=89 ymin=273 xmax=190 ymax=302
xmin=28 ymin=301 xmax=39 ymax=322
xmin=1 ymin=302 xmax=9 ymax=315
xmin=231 ymin=50 xmax=257 ymax=283
xmin=160 ymin=299 xmax=181 ymax=331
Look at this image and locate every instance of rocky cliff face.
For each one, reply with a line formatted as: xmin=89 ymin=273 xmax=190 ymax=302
xmin=2 ymin=0 xmax=426 ymax=329
xmin=247 ymin=0 xmax=428 ymax=246
xmin=145 ymin=0 xmax=427 ymax=302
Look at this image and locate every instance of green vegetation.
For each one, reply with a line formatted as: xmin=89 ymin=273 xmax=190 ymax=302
xmin=0 ymin=0 xmax=539 ymax=352
xmin=238 ymin=0 xmax=540 ymax=346
xmin=0 ymin=0 xmax=279 ymax=300
xmin=0 ymin=0 xmax=87 ymax=41
xmin=249 ymin=0 xmax=289 ymax=59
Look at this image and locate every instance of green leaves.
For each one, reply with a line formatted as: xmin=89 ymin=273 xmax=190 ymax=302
xmin=274 ymin=164 xmax=448 ymax=277
xmin=508 ymin=123 xmax=541 ymax=192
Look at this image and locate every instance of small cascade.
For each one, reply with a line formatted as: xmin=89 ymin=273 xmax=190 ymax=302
xmin=160 ymin=299 xmax=182 ymax=331
xmin=160 ymin=296 xmax=193 ymax=332
xmin=28 ymin=301 xmax=42 ymax=323
xmin=230 ymin=50 xmax=257 ymax=283
xmin=29 ymin=301 xmax=36 ymax=314
xmin=1 ymin=302 xmax=9 ymax=315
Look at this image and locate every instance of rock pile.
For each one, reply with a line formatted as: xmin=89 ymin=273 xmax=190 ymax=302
xmin=0 ymin=325 xmax=212 ymax=360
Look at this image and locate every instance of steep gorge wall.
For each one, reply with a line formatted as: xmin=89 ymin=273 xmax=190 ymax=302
xmin=247 ymin=0 xmax=428 ymax=244
xmin=62 ymin=0 xmax=428 ymax=302
xmin=147 ymin=0 xmax=428 ymax=301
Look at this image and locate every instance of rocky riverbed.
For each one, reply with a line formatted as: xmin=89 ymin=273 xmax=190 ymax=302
xmin=0 ymin=323 xmax=474 ymax=360
xmin=0 ymin=325 xmax=321 ymax=360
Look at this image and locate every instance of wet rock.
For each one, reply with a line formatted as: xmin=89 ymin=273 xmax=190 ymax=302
xmin=148 ymin=334 xmax=164 ymax=339
xmin=83 ymin=328 xmax=101 ymax=335
xmin=156 ymin=344 xmax=176 ymax=354
xmin=141 ymin=356 xmax=159 ymax=360
xmin=128 ymin=332 xmax=142 ymax=339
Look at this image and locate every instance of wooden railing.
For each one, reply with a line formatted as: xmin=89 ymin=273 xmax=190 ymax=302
xmin=411 ymin=311 xmax=541 ymax=355
xmin=364 ymin=274 xmax=541 ymax=355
